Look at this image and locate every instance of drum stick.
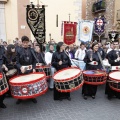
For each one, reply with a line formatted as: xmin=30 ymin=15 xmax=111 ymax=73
xmin=64 ymin=50 xmax=80 ymax=68
xmin=97 ymin=52 xmax=106 ymax=71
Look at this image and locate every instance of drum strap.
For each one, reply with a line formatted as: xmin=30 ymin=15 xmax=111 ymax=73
xmin=31 ymin=49 xmax=44 ymax=72
xmin=64 ymin=50 xmax=80 ymax=68
xmin=97 ymin=52 xmax=106 ymax=71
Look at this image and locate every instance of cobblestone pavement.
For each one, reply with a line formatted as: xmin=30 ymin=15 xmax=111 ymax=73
xmin=0 ymin=85 xmax=120 ymax=120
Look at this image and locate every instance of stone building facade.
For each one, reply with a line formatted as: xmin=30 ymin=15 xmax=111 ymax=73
xmin=86 ymin=0 xmax=116 ymax=42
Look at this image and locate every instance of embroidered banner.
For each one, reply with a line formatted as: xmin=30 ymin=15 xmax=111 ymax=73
xmin=78 ymin=20 xmax=94 ymax=42
xmin=26 ymin=5 xmax=46 ymax=44
xmin=94 ymin=16 xmax=106 ymax=36
xmin=63 ymin=21 xmax=77 ymax=45
xmin=108 ymin=30 xmax=119 ymax=42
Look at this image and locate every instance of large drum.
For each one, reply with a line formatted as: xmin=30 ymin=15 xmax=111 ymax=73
xmin=53 ymin=67 xmax=83 ymax=92
xmin=9 ymin=72 xmax=48 ymax=99
xmin=83 ymin=70 xmax=107 ymax=85
xmin=36 ymin=65 xmax=51 ymax=78
xmin=109 ymin=71 xmax=120 ymax=92
xmin=0 ymin=73 xmax=9 ymax=95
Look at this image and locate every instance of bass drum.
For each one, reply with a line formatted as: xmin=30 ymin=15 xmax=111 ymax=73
xmin=53 ymin=67 xmax=83 ymax=92
xmin=9 ymin=72 xmax=48 ymax=99
xmin=0 ymin=73 xmax=9 ymax=95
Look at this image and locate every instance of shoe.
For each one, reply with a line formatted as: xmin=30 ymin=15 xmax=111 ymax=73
xmin=0 ymin=103 xmax=6 ymax=108
xmin=67 ymin=97 xmax=71 ymax=101
xmin=31 ymin=98 xmax=37 ymax=103
xmin=91 ymin=95 xmax=95 ymax=99
xmin=5 ymin=94 xmax=12 ymax=97
xmin=107 ymin=96 xmax=112 ymax=100
xmin=16 ymin=99 xmax=22 ymax=104
xmin=83 ymin=96 xmax=87 ymax=100
xmin=49 ymin=88 xmax=53 ymax=91
xmin=59 ymin=98 xmax=63 ymax=101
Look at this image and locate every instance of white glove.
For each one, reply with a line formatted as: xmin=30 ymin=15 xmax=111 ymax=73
xmin=114 ymin=58 xmax=119 ymax=62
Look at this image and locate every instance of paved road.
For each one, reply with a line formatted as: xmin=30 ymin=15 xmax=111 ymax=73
xmin=0 ymin=85 xmax=120 ymax=120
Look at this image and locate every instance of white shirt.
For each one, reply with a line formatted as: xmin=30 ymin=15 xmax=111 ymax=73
xmin=45 ymin=51 xmax=53 ymax=65
xmin=75 ymin=48 xmax=86 ymax=60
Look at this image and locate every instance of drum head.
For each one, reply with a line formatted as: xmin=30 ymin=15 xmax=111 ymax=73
xmin=53 ymin=67 xmax=81 ymax=81
xmin=83 ymin=70 xmax=105 ymax=76
xmin=6 ymin=69 xmax=17 ymax=76
xmin=109 ymin=71 xmax=120 ymax=81
xmin=10 ymin=72 xmax=45 ymax=84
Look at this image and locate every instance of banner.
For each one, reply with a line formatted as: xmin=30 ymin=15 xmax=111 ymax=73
xmin=108 ymin=31 xmax=119 ymax=42
xmin=26 ymin=5 xmax=45 ymax=44
xmin=63 ymin=21 xmax=77 ymax=45
xmin=94 ymin=16 xmax=106 ymax=36
xmin=78 ymin=20 xmax=94 ymax=42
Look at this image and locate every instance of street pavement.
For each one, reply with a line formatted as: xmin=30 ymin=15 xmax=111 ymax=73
xmin=0 ymin=85 xmax=120 ymax=120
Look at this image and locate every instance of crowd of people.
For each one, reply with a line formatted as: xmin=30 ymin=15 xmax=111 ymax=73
xmin=0 ymin=36 xmax=120 ymax=109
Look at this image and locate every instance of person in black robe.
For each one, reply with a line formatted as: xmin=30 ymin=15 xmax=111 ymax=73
xmin=3 ymin=44 xmax=17 ymax=97
xmin=82 ymin=42 xmax=102 ymax=100
xmin=51 ymin=42 xmax=71 ymax=101
xmin=34 ymin=44 xmax=46 ymax=72
xmin=105 ymin=41 xmax=120 ymax=99
xmin=16 ymin=36 xmax=36 ymax=104
xmin=0 ymin=40 xmax=7 ymax=108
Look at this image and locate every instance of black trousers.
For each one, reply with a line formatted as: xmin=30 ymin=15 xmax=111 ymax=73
xmin=0 ymin=94 xmax=5 ymax=105
xmin=105 ymin=82 xmax=120 ymax=98
xmin=54 ymin=84 xmax=70 ymax=100
xmin=82 ymin=83 xmax=97 ymax=96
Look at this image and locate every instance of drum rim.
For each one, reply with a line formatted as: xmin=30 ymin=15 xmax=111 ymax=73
xmin=0 ymin=73 xmax=3 ymax=79
xmin=109 ymin=71 xmax=120 ymax=82
xmin=9 ymin=72 xmax=46 ymax=85
xmin=53 ymin=67 xmax=82 ymax=82
xmin=36 ymin=65 xmax=51 ymax=69
xmin=83 ymin=70 xmax=106 ymax=76
xmin=0 ymin=87 xmax=9 ymax=95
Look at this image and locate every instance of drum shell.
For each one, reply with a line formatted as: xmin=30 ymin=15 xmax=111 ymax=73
xmin=53 ymin=67 xmax=83 ymax=92
xmin=83 ymin=70 xmax=107 ymax=85
xmin=0 ymin=73 xmax=9 ymax=95
xmin=9 ymin=72 xmax=48 ymax=99
xmin=36 ymin=66 xmax=51 ymax=78
xmin=109 ymin=71 xmax=120 ymax=92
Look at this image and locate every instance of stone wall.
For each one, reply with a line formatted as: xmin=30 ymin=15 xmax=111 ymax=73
xmin=86 ymin=0 xmax=115 ymax=39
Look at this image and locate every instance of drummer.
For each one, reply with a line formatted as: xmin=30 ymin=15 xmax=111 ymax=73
xmin=0 ymin=39 xmax=7 ymax=108
xmin=34 ymin=44 xmax=46 ymax=71
xmin=105 ymin=41 xmax=120 ymax=99
xmin=3 ymin=44 xmax=17 ymax=97
xmin=16 ymin=36 xmax=37 ymax=104
xmin=82 ymin=42 xmax=102 ymax=100
xmin=51 ymin=42 xmax=71 ymax=101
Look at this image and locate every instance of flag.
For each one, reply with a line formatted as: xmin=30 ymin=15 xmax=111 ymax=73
xmin=78 ymin=20 xmax=94 ymax=42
